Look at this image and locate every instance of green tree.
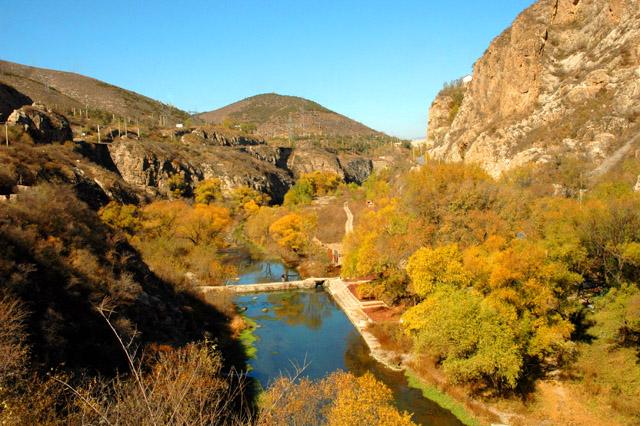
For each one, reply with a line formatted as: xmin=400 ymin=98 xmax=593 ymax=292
xmin=402 ymin=288 xmax=522 ymax=390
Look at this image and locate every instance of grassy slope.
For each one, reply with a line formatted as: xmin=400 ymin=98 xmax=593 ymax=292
xmin=0 ymin=59 xmax=189 ymax=124
xmin=196 ymin=93 xmax=380 ymax=138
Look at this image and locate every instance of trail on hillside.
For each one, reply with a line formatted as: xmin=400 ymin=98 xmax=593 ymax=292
xmin=344 ymin=202 xmax=354 ymax=235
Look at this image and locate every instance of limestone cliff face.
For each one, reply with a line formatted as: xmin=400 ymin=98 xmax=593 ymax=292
xmin=426 ymin=0 xmax=640 ymax=177
xmin=107 ymin=139 xmax=294 ymax=203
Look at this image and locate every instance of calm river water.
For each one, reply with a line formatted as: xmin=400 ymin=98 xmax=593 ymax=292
xmin=233 ymin=261 xmax=462 ymax=426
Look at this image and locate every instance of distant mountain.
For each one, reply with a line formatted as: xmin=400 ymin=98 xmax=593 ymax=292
xmin=196 ymin=93 xmax=380 ymax=139
xmin=0 ymin=59 xmax=188 ymax=124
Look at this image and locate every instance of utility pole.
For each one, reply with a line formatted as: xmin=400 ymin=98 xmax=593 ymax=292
xmin=97 ymin=125 xmax=101 ymax=143
xmin=118 ymin=120 xmax=121 ymax=138
xmin=4 ymin=123 xmax=8 ymax=147
xmin=136 ymin=119 xmax=140 ymax=138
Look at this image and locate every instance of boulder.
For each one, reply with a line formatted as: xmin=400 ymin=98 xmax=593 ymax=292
xmin=339 ymin=155 xmax=373 ymax=184
xmin=7 ymin=104 xmax=72 ymax=143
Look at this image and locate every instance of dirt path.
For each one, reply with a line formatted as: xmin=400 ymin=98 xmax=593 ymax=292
xmin=343 ymin=201 xmax=354 ymax=235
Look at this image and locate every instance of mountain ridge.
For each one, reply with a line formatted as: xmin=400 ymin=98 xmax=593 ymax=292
xmin=0 ymin=59 xmax=188 ymax=124
xmin=196 ymin=93 xmax=381 ymax=139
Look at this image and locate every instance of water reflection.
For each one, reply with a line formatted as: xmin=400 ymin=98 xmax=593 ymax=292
xmin=267 ymin=291 xmax=333 ymax=330
xmin=230 ymin=260 xmax=300 ymax=285
xmin=235 ymin=289 xmax=463 ymax=426
xmin=344 ymin=332 xmax=463 ymax=426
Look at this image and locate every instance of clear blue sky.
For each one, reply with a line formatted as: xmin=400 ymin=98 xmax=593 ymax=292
xmin=2 ymin=0 xmax=535 ymax=139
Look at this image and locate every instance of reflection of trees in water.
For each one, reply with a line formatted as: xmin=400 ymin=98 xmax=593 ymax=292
xmin=343 ymin=331 xmax=462 ymax=426
xmin=267 ymin=291 xmax=333 ymax=330
xmin=343 ymin=331 xmax=375 ymax=376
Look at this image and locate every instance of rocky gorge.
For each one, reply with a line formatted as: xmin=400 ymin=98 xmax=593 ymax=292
xmin=2 ymin=103 xmax=374 ymax=205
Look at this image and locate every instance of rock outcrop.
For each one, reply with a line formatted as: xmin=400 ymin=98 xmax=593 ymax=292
xmin=7 ymin=104 xmax=73 ymax=143
xmin=107 ymin=139 xmax=294 ymax=202
xmin=426 ymin=0 xmax=640 ymax=178
xmin=338 ymin=155 xmax=374 ymax=184
xmin=287 ymin=146 xmax=346 ymax=179
xmin=180 ymin=129 xmax=264 ymax=147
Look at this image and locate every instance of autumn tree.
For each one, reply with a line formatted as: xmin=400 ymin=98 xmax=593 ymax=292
xmin=166 ymin=173 xmax=190 ymax=198
xmin=268 ymin=213 xmax=316 ymax=254
xmin=177 ymin=204 xmax=232 ymax=246
xmin=99 ymin=201 xmax=141 ymax=235
xmin=406 ymin=244 xmax=471 ymax=297
xmin=284 ymin=171 xmax=342 ymax=206
xmin=229 ymin=186 xmax=270 ymax=214
xmin=258 ymin=371 xmax=416 ymax=426
xmin=194 ymin=178 xmax=223 ymax=204
xmin=402 ymin=288 xmax=522 ymax=390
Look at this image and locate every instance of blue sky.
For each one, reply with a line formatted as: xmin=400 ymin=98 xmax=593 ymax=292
xmin=2 ymin=0 xmax=535 ymax=139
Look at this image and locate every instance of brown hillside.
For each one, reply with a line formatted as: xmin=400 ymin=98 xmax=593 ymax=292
xmin=0 ymin=59 xmax=188 ymax=124
xmin=196 ymin=93 xmax=380 ymax=139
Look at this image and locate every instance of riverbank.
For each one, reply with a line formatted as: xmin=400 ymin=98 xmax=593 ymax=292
xmin=324 ymin=279 xmax=485 ymax=425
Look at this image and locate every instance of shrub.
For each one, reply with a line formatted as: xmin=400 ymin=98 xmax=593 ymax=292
xmin=99 ymin=201 xmax=142 ymax=234
xmin=194 ymin=178 xmax=223 ymax=204
xmin=166 ymin=173 xmax=190 ymax=198
xmin=259 ymin=371 xmax=416 ymax=425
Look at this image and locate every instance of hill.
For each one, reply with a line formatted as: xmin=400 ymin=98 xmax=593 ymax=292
xmin=196 ymin=93 xmax=380 ymax=139
xmin=0 ymin=59 xmax=188 ymax=124
xmin=425 ymin=0 xmax=640 ymax=178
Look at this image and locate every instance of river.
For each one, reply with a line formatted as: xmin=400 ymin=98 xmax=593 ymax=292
xmin=233 ymin=261 xmax=462 ymax=426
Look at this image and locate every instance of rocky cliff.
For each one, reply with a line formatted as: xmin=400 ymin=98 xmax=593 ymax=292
xmin=426 ymin=0 xmax=640 ymax=178
xmin=105 ymin=138 xmax=373 ymax=202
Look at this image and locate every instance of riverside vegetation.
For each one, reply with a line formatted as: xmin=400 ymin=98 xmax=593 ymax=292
xmin=0 ymin=161 xmax=418 ymax=424
xmin=341 ymin=157 xmax=640 ymax=425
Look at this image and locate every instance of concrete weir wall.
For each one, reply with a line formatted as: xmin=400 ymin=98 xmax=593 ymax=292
xmin=198 ymin=278 xmax=331 ymax=294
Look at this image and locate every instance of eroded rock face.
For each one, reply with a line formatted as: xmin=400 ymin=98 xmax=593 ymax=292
xmin=7 ymin=104 xmax=73 ymax=143
xmin=426 ymin=0 xmax=640 ymax=177
xmin=107 ymin=139 xmax=203 ymax=194
xmin=338 ymin=155 xmax=373 ymax=184
xmin=287 ymin=147 xmax=345 ymax=179
xmin=179 ymin=128 xmax=264 ymax=147
xmin=241 ymin=145 xmax=292 ymax=169
xmin=107 ymin=139 xmax=293 ymax=202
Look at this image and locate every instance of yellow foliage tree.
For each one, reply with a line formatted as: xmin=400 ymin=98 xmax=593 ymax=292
xmin=194 ymin=178 xmax=223 ymax=204
xmin=178 ymin=204 xmax=232 ymax=246
xmin=407 ymin=244 xmax=471 ymax=298
xmin=268 ymin=213 xmax=315 ymax=253
xmin=258 ymin=371 xmax=415 ymax=426
xmin=99 ymin=202 xmax=141 ymax=234
xmin=327 ymin=372 xmax=415 ymax=426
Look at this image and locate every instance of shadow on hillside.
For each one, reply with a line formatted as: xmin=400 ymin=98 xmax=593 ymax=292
xmin=0 ymin=184 xmax=258 ymax=416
